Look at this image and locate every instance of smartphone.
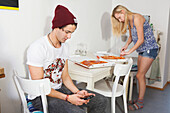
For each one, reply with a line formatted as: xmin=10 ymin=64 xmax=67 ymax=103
xmin=82 ymin=95 xmax=94 ymax=100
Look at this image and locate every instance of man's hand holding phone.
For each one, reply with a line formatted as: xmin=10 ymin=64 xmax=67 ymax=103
xmin=81 ymin=95 xmax=94 ymax=100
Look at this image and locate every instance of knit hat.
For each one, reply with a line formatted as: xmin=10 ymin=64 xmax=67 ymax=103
xmin=52 ymin=5 xmax=77 ymax=29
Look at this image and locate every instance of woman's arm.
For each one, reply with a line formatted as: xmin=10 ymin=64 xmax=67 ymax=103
xmin=129 ymin=14 xmax=144 ymax=53
xmin=121 ymin=14 xmax=145 ymax=55
xmin=126 ymin=25 xmax=133 ymax=46
xmin=121 ymin=25 xmax=132 ymax=52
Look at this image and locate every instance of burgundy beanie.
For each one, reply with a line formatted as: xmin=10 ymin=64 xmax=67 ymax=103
xmin=52 ymin=5 xmax=77 ymax=29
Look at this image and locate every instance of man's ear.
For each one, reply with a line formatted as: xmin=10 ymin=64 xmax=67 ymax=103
xmin=54 ymin=27 xmax=59 ymax=32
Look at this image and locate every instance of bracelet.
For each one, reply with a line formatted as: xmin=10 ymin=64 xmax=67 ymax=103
xmin=65 ymin=95 xmax=69 ymax=101
xmin=75 ymin=90 xmax=80 ymax=94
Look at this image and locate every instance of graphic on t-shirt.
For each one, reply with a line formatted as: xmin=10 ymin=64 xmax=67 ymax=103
xmin=44 ymin=58 xmax=65 ymax=83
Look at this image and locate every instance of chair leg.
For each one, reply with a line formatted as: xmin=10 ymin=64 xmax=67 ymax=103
xmin=123 ymin=93 xmax=128 ymax=113
xmin=129 ymin=73 xmax=134 ymax=101
xmin=111 ymin=97 xmax=116 ymax=113
xmin=26 ymin=109 xmax=29 ymax=113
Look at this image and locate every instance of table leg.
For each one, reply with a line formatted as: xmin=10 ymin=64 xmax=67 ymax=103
xmin=129 ymin=73 xmax=134 ymax=101
xmin=86 ymin=78 xmax=94 ymax=91
xmin=0 ymin=89 xmax=1 ymax=113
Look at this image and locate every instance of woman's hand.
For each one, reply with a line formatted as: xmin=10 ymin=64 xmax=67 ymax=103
xmin=120 ymin=51 xmax=130 ymax=56
xmin=67 ymin=94 xmax=87 ymax=105
xmin=121 ymin=45 xmax=128 ymax=52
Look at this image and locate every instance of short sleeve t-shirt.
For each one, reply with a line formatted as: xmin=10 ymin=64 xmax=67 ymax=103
xmin=27 ymin=35 xmax=69 ymax=99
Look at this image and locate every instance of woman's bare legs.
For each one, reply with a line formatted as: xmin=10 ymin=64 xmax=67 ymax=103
xmin=129 ymin=55 xmax=154 ymax=110
xmin=137 ymin=55 xmax=154 ymax=99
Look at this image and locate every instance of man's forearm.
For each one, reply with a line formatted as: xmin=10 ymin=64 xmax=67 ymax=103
xmin=62 ymin=74 xmax=79 ymax=94
xmin=62 ymin=60 xmax=79 ymax=94
xmin=48 ymin=88 xmax=67 ymax=100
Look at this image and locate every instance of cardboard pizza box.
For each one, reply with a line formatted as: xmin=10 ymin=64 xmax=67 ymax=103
xmin=0 ymin=67 xmax=4 ymax=75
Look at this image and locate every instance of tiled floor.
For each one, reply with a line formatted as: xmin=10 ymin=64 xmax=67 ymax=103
xmin=77 ymin=82 xmax=170 ymax=113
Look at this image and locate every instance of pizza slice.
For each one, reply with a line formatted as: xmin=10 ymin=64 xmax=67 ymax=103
xmin=80 ymin=60 xmax=108 ymax=67
xmin=101 ymin=56 xmax=125 ymax=59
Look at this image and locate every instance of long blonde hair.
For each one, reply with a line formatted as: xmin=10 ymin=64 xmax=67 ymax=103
xmin=111 ymin=5 xmax=132 ymax=36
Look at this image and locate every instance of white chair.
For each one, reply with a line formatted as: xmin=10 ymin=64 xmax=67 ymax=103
xmin=129 ymin=69 xmax=138 ymax=101
xmin=14 ymin=73 xmax=51 ymax=113
xmin=94 ymin=58 xmax=133 ymax=113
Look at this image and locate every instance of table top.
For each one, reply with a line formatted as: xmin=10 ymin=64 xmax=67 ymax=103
xmin=68 ymin=52 xmax=130 ymax=77
xmin=69 ymin=53 xmax=117 ymax=69
xmin=68 ymin=61 xmax=111 ymax=77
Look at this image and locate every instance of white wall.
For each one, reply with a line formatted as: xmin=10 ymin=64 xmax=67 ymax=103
xmin=0 ymin=0 xmax=51 ymax=113
xmin=50 ymin=1 xmax=112 ymax=54
xmin=167 ymin=8 xmax=170 ymax=82
xmin=111 ymin=0 xmax=170 ymax=88
xmin=0 ymin=0 xmax=112 ymax=113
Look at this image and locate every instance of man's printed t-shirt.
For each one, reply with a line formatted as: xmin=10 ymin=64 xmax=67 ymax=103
xmin=26 ymin=35 xmax=69 ymax=99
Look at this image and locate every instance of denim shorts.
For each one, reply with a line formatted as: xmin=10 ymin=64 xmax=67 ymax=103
xmin=139 ymin=48 xmax=159 ymax=60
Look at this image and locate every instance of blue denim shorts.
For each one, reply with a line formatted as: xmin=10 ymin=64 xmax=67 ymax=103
xmin=139 ymin=48 xmax=159 ymax=60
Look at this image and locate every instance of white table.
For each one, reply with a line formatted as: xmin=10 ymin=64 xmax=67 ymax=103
xmin=68 ymin=61 xmax=112 ymax=90
xmin=68 ymin=52 xmax=131 ymax=91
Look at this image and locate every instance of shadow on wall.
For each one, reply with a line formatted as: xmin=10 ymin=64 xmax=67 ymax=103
xmin=23 ymin=16 xmax=52 ymax=79
xmin=44 ymin=16 xmax=53 ymax=35
xmin=101 ymin=12 xmax=111 ymax=41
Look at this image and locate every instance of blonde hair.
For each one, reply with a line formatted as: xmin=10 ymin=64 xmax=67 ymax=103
xmin=111 ymin=5 xmax=132 ymax=36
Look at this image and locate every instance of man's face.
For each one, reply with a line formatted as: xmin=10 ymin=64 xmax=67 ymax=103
xmin=56 ymin=24 xmax=77 ymax=43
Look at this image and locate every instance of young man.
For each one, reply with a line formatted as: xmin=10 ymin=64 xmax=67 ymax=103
xmin=26 ymin=5 xmax=108 ymax=113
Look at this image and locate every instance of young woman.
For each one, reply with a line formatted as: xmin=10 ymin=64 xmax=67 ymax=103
xmin=111 ymin=5 xmax=159 ymax=110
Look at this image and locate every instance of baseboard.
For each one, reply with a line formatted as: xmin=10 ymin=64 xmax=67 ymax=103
xmin=146 ymin=82 xmax=169 ymax=91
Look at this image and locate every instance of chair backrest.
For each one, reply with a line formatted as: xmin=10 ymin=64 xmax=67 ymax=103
xmin=114 ymin=58 xmax=133 ymax=77
xmin=14 ymin=73 xmax=51 ymax=113
xmin=112 ymin=58 xmax=133 ymax=96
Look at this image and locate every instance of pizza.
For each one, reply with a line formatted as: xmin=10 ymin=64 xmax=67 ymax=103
xmin=80 ymin=60 xmax=108 ymax=67
xmin=101 ymin=56 xmax=125 ymax=59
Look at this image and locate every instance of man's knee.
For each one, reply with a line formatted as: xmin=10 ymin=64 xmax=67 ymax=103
xmin=94 ymin=94 xmax=109 ymax=107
